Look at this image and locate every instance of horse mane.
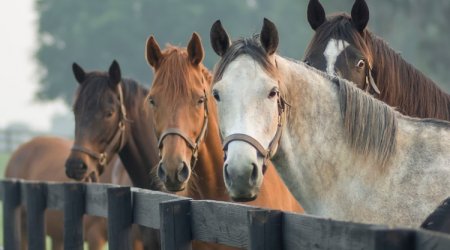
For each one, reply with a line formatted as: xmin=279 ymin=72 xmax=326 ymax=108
xmin=337 ymin=77 xmax=397 ymax=167
xmin=213 ymin=35 xmax=278 ymax=83
xmin=151 ymin=45 xmax=212 ymax=110
xmin=289 ymin=58 xmax=398 ymax=168
xmin=305 ymin=13 xmax=450 ymax=120
xmin=73 ymin=72 xmax=148 ymax=115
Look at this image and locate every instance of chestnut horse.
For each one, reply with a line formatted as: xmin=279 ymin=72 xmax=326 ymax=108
xmin=64 ymin=61 xmax=162 ymax=249
xmin=304 ymin=0 xmax=450 ymax=120
xmin=145 ymin=33 xmax=302 ymax=249
xmin=4 ymin=136 xmax=140 ymax=250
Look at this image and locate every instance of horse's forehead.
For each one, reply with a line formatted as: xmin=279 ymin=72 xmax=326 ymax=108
xmin=220 ymin=56 xmax=272 ymax=90
xmin=324 ymin=38 xmax=350 ymax=75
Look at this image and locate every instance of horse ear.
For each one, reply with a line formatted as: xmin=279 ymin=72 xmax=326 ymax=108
xmin=307 ymin=0 xmax=326 ymax=30
xmin=260 ymin=18 xmax=279 ymax=55
xmin=108 ymin=60 xmax=122 ymax=87
xmin=210 ymin=20 xmax=231 ymax=57
xmin=187 ymin=32 xmax=204 ymax=66
xmin=72 ymin=62 xmax=86 ymax=84
xmin=351 ymin=0 xmax=369 ymax=33
xmin=146 ymin=36 xmax=163 ymax=69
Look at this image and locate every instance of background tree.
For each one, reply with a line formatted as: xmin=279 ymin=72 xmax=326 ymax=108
xmin=35 ymin=0 xmax=450 ymax=105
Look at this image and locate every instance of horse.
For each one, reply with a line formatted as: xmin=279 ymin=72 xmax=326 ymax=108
xmin=209 ymin=18 xmax=450 ymax=228
xmin=64 ymin=61 xmax=162 ymax=249
xmin=4 ymin=136 xmax=141 ymax=250
xmin=303 ymin=0 xmax=450 ymax=120
xmin=145 ymin=33 xmax=302 ymax=249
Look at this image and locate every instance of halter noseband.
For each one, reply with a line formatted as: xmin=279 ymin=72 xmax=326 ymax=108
xmin=71 ymin=82 xmax=128 ymax=173
xmin=157 ymin=89 xmax=209 ymax=168
xmin=222 ymin=85 xmax=287 ymax=174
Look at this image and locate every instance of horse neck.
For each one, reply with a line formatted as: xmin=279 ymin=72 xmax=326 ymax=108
xmin=118 ymin=86 xmax=163 ymax=191
xmin=368 ymin=34 xmax=450 ymax=120
xmin=186 ymin=88 xmax=230 ymax=201
xmin=273 ymin=56 xmax=369 ymax=213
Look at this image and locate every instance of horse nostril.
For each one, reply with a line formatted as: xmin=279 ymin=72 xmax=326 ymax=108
xmin=157 ymin=163 xmax=167 ymax=183
xmin=177 ymin=162 xmax=190 ymax=183
xmin=250 ymin=163 xmax=259 ymax=185
xmin=80 ymin=162 xmax=87 ymax=171
xmin=224 ymin=164 xmax=232 ymax=186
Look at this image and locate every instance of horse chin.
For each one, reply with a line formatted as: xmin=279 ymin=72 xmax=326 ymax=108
xmin=84 ymin=171 xmax=100 ymax=183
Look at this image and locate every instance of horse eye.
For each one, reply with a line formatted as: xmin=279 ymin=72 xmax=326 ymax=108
xmin=148 ymin=98 xmax=156 ymax=107
xmin=198 ymin=96 xmax=205 ymax=104
xmin=356 ymin=59 xmax=365 ymax=69
xmin=212 ymin=89 xmax=220 ymax=102
xmin=268 ymin=88 xmax=279 ymax=99
xmin=106 ymin=111 xmax=114 ymax=118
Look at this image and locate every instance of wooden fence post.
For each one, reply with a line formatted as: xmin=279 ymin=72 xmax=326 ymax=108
xmin=25 ymin=182 xmax=47 ymax=250
xmin=248 ymin=209 xmax=283 ymax=250
xmin=374 ymin=229 xmax=415 ymax=250
xmin=159 ymin=198 xmax=192 ymax=250
xmin=108 ymin=186 xmax=133 ymax=250
xmin=3 ymin=180 xmax=22 ymax=250
xmin=64 ymin=183 xmax=86 ymax=250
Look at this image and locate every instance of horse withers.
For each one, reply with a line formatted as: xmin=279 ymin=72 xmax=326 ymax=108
xmin=210 ymin=18 xmax=450 ymax=228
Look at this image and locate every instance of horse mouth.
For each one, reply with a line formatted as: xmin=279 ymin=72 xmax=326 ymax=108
xmin=165 ymin=184 xmax=186 ymax=192
xmin=231 ymin=195 xmax=257 ymax=202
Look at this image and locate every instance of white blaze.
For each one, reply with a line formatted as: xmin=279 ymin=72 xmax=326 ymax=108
xmin=324 ymin=39 xmax=350 ymax=75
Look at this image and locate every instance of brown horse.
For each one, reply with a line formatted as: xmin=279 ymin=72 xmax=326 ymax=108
xmin=64 ymin=61 xmax=162 ymax=249
xmin=145 ymin=33 xmax=302 ymax=249
xmin=4 ymin=136 xmax=140 ymax=250
xmin=304 ymin=0 xmax=450 ymax=120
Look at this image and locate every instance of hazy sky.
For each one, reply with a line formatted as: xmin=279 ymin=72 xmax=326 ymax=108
xmin=0 ymin=1 xmax=69 ymax=131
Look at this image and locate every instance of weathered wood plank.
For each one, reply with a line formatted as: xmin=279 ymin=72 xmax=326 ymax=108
xmin=25 ymin=182 xmax=47 ymax=250
xmin=85 ymin=183 xmax=117 ymax=217
xmin=190 ymin=200 xmax=257 ymax=248
xmin=160 ymin=198 xmax=192 ymax=250
xmin=2 ymin=179 xmax=22 ymax=250
xmin=283 ymin=212 xmax=387 ymax=250
xmin=373 ymin=229 xmax=414 ymax=250
xmin=46 ymin=182 xmax=65 ymax=210
xmin=64 ymin=183 xmax=85 ymax=250
xmin=108 ymin=186 xmax=133 ymax=250
xmin=132 ymin=187 xmax=180 ymax=229
xmin=415 ymin=229 xmax=450 ymax=250
xmin=248 ymin=209 xmax=282 ymax=250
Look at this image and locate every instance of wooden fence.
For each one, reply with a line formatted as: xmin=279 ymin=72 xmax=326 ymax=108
xmin=1 ymin=179 xmax=450 ymax=250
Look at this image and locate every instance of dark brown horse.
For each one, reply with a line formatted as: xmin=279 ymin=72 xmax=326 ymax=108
xmin=145 ymin=34 xmax=302 ymax=249
xmin=304 ymin=0 xmax=450 ymax=120
xmin=64 ymin=61 xmax=163 ymax=249
xmin=4 ymin=136 xmax=140 ymax=250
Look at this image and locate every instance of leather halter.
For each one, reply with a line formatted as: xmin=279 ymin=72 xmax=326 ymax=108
xmin=222 ymin=84 xmax=287 ymax=174
xmin=364 ymin=60 xmax=380 ymax=95
xmin=157 ymin=89 xmax=209 ymax=168
xmin=71 ymin=82 xmax=128 ymax=173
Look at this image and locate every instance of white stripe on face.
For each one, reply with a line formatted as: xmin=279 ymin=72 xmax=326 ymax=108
xmin=324 ymin=39 xmax=350 ymax=75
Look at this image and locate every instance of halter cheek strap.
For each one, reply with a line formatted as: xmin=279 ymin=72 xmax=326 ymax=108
xmin=364 ymin=61 xmax=380 ymax=95
xmin=222 ymin=93 xmax=287 ymax=174
xmin=157 ymin=89 xmax=209 ymax=168
xmin=71 ymin=82 xmax=128 ymax=173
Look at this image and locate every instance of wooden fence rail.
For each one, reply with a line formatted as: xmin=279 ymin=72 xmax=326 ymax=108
xmin=1 ymin=178 xmax=450 ymax=250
